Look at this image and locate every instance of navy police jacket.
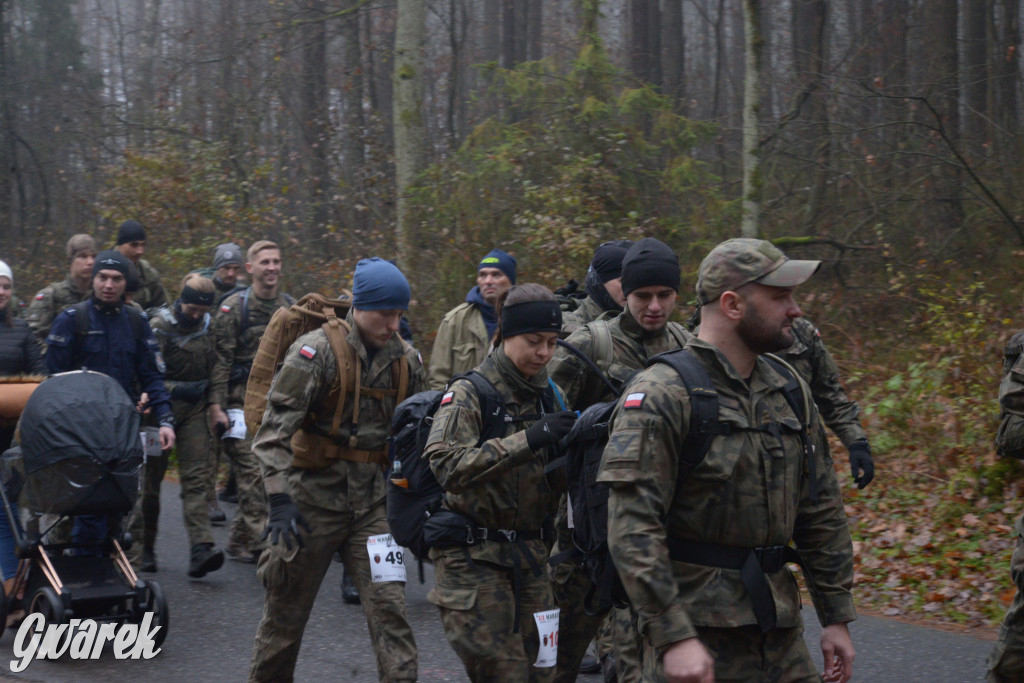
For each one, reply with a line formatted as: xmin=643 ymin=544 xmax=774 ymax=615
xmin=46 ymin=299 xmax=173 ymax=422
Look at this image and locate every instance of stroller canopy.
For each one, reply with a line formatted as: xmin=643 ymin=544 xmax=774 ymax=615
xmin=18 ymin=371 xmax=143 ymax=515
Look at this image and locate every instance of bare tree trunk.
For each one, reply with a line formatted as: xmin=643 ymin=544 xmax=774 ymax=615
xmin=0 ymin=0 xmax=11 ymax=237
xmin=340 ymin=0 xmax=365 ymax=233
xmin=996 ymin=0 xmax=1019 ymax=138
xmin=740 ymin=0 xmax=762 ymax=238
xmin=964 ymin=0 xmax=990 ymax=151
xmin=661 ymin=0 xmax=685 ymax=104
xmin=526 ymin=0 xmax=542 ymax=61
xmin=394 ymin=0 xmax=427 ymax=270
xmin=629 ymin=0 xmax=661 ymax=84
xmin=792 ymin=0 xmax=828 ymax=219
xmin=922 ymin=0 xmax=963 ymax=229
xmin=300 ymin=0 xmax=330 ymax=233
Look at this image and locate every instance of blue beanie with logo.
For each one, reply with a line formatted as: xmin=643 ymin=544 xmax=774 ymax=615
xmin=478 ymin=249 xmax=517 ymax=284
xmin=352 ymin=258 xmax=411 ymax=311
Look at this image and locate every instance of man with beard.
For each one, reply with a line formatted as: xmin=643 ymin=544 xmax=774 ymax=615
xmin=209 ymin=240 xmax=293 ymax=563
xmin=248 ymin=258 xmax=422 ymax=682
xmin=427 ymin=248 xmax=516 ymax=390
xmin=598 ymin=238 xmax=856 ymax=682
xmin=114 ymin=220 xmax=169 ymax=312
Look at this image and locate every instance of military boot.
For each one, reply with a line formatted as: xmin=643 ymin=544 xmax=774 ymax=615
xmin=341 ymin=570 xmax=360 ymax=605
xmin=140 ymin=546 xmax=157 ymax=573
xmin=208 ymin=501 xmax=226 ymax=525
xmin=188 ymin=543 xmax=225 ymax=578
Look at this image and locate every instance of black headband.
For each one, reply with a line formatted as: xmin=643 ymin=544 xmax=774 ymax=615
xmin=181 ymin=285 xmax=214 ymax=307
xmin=500 ymin=300 xmax=562 ymax=338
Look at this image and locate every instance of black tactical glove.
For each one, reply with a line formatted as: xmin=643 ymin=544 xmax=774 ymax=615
xmin=848 ymin=440 xmax=874 ymax=489
xmin=525 ymin=410 xmax=577 ymax=452
xmin=171 ymin=379 xmax=209 ymax=404
xmin=261 ymin=493 xmax=311 ymax=550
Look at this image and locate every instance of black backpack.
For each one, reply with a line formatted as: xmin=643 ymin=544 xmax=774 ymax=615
xmin=555 ymin=348 xmax=813 ymax=617
xmin=386 ymin=371 xmax=562 ymax=561
xmin=555 ymin=279 xmax=587 ymax=312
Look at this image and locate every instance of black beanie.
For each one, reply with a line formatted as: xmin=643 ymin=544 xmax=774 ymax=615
xmin=117 ymin=220 xmax=146 ymax=245
xmin=93 ymin=250 xmax=132 ymax=279
xmin=590 ymin=240 xmax=633 ymax=283
xmin=620 ymin=238 xmax=680 ymax=296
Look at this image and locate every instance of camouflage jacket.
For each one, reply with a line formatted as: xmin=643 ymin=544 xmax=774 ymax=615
xmin=777 ymin=316 xmax=868 ymax=450
xmin=560 ymin=295 xmax=611 ymax=338
xmin=427 ymin=302 xmax=490 ymax=390
xmin=424 ymin=348 xmax=566 ymax=568
xmin=209 ymin=288 xmax=292 ymax=408
xmin=597 ymin=337 xmax=855 ymax=648
xmin=997 ymin=330 xmax=1024 ymax=459
xmin=550 ymin=311 xmax=691 ymax=410
xmin=24 ymin=276 xmax=90 ymax=343
xmin=149 ymin=305 xmax=216 ymax=425
xmin=252 ymin=316 xmax=426 ymax=512
xmin=134 ymin=259 xmax=169 ymax=313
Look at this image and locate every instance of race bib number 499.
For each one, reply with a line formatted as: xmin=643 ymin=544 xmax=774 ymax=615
xmin=367 ymin=533 xmax=407 ymax=583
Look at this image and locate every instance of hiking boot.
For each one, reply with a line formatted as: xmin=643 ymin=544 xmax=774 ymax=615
xmin=188 ymin=543 xmax=225 ymax=578
xmin=140 ymin=547 xmax=157 ymax=573
xmin=579 ymin=639 xmax=601 ymax=674
xmin=208 ymin=501 xmax=226 ymax=525
xmin=341 ymin=570 xmax=360 ymax=605
xmin=226 ymin=540 xmax=256 ymax=564
xmin=218 ymin=471 xmax=238 ymax=503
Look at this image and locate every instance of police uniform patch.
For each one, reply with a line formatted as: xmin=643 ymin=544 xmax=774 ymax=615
xmin=440 ymin=391 xmax=454 ymax=406
xmin=220 ymin=304 xmax=232 ymax=313
xmin=299 ymin=345 xmax=316 ymax=359
xmin=623 ymin=392 xmax=646 ymax=409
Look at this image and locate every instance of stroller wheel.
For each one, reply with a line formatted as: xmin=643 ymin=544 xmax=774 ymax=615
xmin=131 ymin=580 xmax=168 ymax=647
xmin=29 ymin=587 xmax=69 ymax=634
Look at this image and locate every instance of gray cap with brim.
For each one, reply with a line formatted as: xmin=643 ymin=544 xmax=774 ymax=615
xmin=696 ymin=238 xmax=820 ymax=304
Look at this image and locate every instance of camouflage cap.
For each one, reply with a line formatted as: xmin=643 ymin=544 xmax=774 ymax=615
xmin=696 ymin=238 xmax=820 ymax=304
xmin=66 ymin=234 xmax=97 ymax=261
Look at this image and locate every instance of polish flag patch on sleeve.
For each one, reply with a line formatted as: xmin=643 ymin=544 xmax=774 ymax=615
xmin=34 ymin=292 xmax=45 ymax=300
xmin=299 ymin=345 xmax=316 ymax=359
xmin=440 ymin=391 xmax=455 ymax=406
xmin=623 ymin=392 xmax=646 ymax=409
xmin=220 ymin=304 xmax=232 ymax=313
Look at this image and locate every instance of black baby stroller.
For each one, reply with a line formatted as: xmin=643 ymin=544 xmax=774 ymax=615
xmin=0 ymin=370 xmax=168 ymax=644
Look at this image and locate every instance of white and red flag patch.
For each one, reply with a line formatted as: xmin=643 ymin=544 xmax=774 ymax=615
xmin=440 ymin=391 xmax=454 ymax=406
xmin=623 ymin=392 xmax=646 ymax=409
xmin=220 ymin=304 xmax=231 ymax=313
xmin=299 ymin=345 xmax=316 ymax=359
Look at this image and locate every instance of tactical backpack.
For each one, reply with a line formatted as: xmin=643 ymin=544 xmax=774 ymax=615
xmin=553 ymin=348 xmax=814 ymax=617
xmin=243 ymin=292 xmax=410 ymax=447
xmin=554 ymin=279 xmax=587 ymax=313
xmin=386 ymin=371 xmax=564 ymax=561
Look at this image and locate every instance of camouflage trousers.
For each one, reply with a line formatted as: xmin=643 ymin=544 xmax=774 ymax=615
xmin=987 ymin=512 xmax=1024 ymax=681
xmin=607 ymin=606 xmax=642 ymax=683
xmin=223 ymin=435 xmax=267 ymax=553
xmin=206 ymin=437 xmax=224 ymax=504
xmin=127 ymin=412 xmax=216 ymax=560
xmin=249 ymin=498 xmax=417 ymax=682
xmin=431 ymin=553 xmax=556 ymax=683
xmin=549 ymin=561 xmax=606 ymax=682
xmin=641 ymin=624 xmax=819 ymax=683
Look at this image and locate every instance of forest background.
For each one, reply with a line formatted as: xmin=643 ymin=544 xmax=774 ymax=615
xmin=1 ymin=0 xmax=1021 ymax=633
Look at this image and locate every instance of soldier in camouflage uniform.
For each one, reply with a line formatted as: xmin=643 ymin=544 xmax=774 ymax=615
xmin=248 ymin=258 xmax=422 ymax=682
xmin=548 ymin=238 xmax=689 ymax=683
xmin=25 ymin=234 xmax=96 ymax=344
xmin=987 ymin=331 xmax=1024 ymax=681
xmin=425 ymin=283 xmax=575 ymax=683
xmin=600 ymin=239 xmax=856 ymax=682
xmin=114 ymin=220 xmax=168 ymax=312
xmin=560 ymin=240 xmax=632 ymax=338
xmin=209 ymin=240 xmax=293 ymax=563
xmin=427 ymin=248 xmax=516 ymax=390
xmin=128 ymin=274 xmax=225 ymax=578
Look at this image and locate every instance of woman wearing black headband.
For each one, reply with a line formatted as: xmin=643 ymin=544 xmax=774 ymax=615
xmin=424 ymin=283 xmax=577 ymax=682
xmin=132 ymin=274 xmax=226 ymax=578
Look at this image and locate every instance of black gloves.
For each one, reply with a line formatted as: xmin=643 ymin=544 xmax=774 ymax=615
xmin=525 ymin=411 xmax=577 ymax=452
xmin=171 ymin=379 xmax=209 ymax=404
xmin=848 ymin=440 xmax=874 ymax=489
xmin=261 ymin=493 xmax=311 ymax=550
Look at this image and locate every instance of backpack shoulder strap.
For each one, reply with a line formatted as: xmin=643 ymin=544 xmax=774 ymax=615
xmin=321 ymin=308 xmax=354 ymax=438
xmin=650 ymin=349 xmax=723 ymax=479
xmin=762 ymin=353 xmax=811 ymax=429
xmin=666 ymin=321 xmax=690 ymax=349
xmin=239 ymin=286 xmax=252 ymax=336
xmin=461 ymin=371 xmax=507 ymax=443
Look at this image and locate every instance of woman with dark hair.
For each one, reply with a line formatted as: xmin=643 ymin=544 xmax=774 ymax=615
xmin=0 ymin=259 xmax=46 ymax=452
xmin=424 ymin=283 xmax=577 ymax=683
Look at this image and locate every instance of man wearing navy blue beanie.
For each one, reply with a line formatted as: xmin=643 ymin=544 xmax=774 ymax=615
xmin=427 ymin=247 xmax=517 ymax=389
xmin=250 ymin=256 xmax=425 ymax=682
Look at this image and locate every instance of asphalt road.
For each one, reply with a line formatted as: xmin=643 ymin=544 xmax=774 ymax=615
xmin=0 ymin=481 xmax=1000 ymax=681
